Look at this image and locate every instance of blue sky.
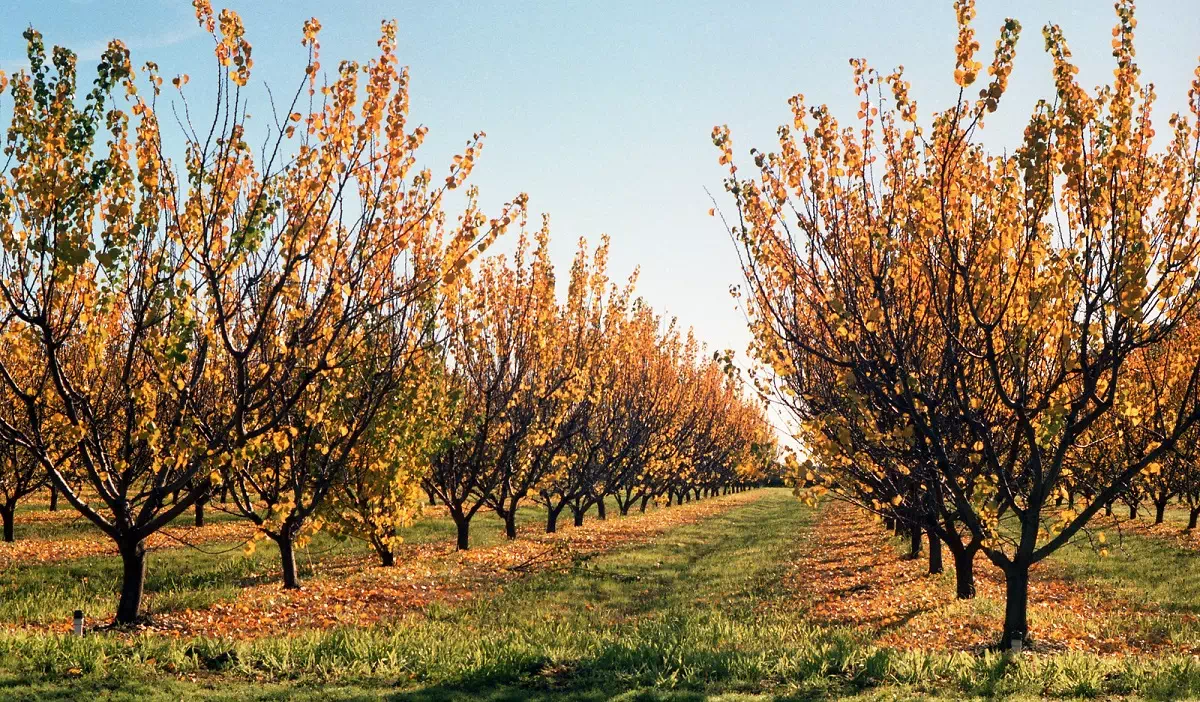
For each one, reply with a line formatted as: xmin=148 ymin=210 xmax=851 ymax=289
xmin=5 ymin=1 xmax=1200 ymax=367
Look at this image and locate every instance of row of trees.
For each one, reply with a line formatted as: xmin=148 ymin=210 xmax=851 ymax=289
xmin=0 ymin=6 xmax=775 ymax=625
xmin=719 ymin=0 xmax=1200 ymax=647
xmin=422 ymin=226 xmax=775 ymax=552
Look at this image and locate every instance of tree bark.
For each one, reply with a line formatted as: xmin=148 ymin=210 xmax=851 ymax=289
xmin=1129 ymin=503 xmax=1138 ymax=520
xmin=1155 ymin=501 xmax=1167 ymax=525
xmin=1105 ymin=501 xmax=1114 ymax=517
xmin=1190 ymin=506 xmax=1200 ymax=531
xmin=503 ymin=511 xmax=517 ymax=540
xmin=572 ymin=507 xmax=585 ymax=527
xmin=49 ymin=483 xmax=58 ymax=511
xmin=0 ymin=506 xmax=13 ymax=543
xmin=596 ymin=499 xmax=607 ymax=520
xmin=115 ymin=540 xmax=147 ymax=624
xmin=546 ymin=504 xmax=563 ymax=533
xmin=640 ymin=495 xmax=651 ymax=513
xmin=278 ymin=534 xmax=301 ymax=589
xmin=1002 ymin=564 xmax=1030 ymax=647
xmin=454 ymin=515 xmax=471 ymax=550
xmin=953 ymin=548 xmax=977 ymax=599
xmin=907 ymin=525 xmax=922 ymax=559
xmin=194 ymin=495 xmax=206 ymax=528
xmin=927 ymin=526 xmax=943 ymax=575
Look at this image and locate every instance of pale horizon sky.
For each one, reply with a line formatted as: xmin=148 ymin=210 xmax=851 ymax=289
xmin=4 ymin=1 xmax=1200 ymax=387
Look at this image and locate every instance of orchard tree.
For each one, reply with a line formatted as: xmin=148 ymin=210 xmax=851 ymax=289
xmin=718 ymin=0 xmax=1200 ymax=645
xmin=0 ymin=6 xmax=522 ymax=620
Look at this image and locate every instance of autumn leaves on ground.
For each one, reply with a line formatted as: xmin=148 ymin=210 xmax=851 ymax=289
xmin=11 ymin=490 xmax=1200 ymax=700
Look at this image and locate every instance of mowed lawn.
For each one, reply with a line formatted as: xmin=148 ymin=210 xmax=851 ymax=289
xmin=8 ymin=491 xmax=1200 ymax=699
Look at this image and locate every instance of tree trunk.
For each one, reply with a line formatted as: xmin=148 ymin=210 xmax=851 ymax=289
xmin=49 ymin=483 xmax=58 ymax=511
xmin=640 ymin=495 xmax=651 ymax=513
xmin=454 ymin=515 xmax=471 ymax=550
xmin=546 ymin=504 xmax=563 ymax=533
xmin=1105 ymin=501 xmax=1114 ymax=517
xmin=427 ymin=489 xmax=437 ymax=506
xmin=503 ymin=511 xmax=517 ymax=540
xmin=908 ymin=525 xmax=922 ymax=559
xmin=953 ymin=548 xmax=976 ymax=599
xmin=0 ymin=507 xmax=13 ymax=543
xmin=1189 ymin=506 xmax=1200 ymax=531
xmin=278 ymin=534 xmax=301 ymax=589
xmin=572 ymin=507 xmax=585 ymax=527
xmin=884 ymin=516 xmax=895 ymax=531
xmin=927 ymin=526 xmax=943 ymax=575
xmin=372 ymin=536 xmax=396 ymax=567
xmin=1002 ymin=564 xmax=1030 ymax=647
xmin=1129 ymin=503 xmax=1138 ymax=520
xmin=194 ymin=495 xmax=206 ymax=528
xmin=115 ymin=539 xmax=147 ymax=625
xmin=596 ymin=499 xmax=607 ymax=520
xmin=1155 ymin=501 xmax=1167 ymax=525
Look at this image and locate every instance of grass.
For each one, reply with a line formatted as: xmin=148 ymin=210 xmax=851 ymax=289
xmin=0 ymin=495 xmax=604 ymax=628
xmin=8 ymin=491 xmax=1200 ymax=699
